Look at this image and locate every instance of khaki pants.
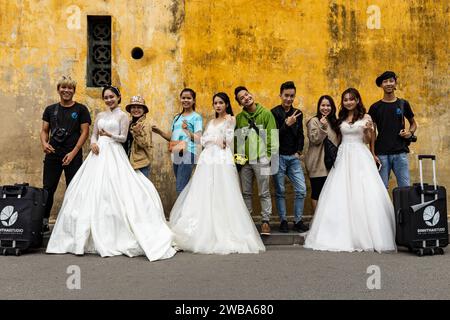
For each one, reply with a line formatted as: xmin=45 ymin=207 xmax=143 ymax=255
xmin=239 ymin=161 xmax=272 ymax=222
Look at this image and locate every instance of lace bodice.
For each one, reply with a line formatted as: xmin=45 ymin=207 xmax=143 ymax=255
xmin=90 ymin=107 xmax=130 ymax=144
xmin=340 ymin=117 xmax=370 ymax=145
xmin=200 ymin=117 xmax=235 ymax=149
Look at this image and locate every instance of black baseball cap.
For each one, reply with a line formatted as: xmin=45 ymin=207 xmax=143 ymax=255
xmin=376 ymin=71 xmax=397 ymax=87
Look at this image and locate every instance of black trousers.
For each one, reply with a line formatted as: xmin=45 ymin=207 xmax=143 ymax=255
xmin=42 ymin=153 xmax=83 ymax=219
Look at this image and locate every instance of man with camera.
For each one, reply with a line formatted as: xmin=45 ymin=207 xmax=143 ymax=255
xmin=40 ymin=76 xmax=91 ymax=232
xmin=369 ymin=71 xmax=418 ymax=188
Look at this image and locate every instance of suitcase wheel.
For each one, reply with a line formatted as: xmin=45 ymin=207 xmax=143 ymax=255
xmin=416 ymin=249 xmax=424 ymax=257
xmin=2 ymin=248 xmax=7 ymax=256
xmin=436 ymin=248 xmax=445 ymax=255
xmin=15 ymin=248 xmax=21 ymax=256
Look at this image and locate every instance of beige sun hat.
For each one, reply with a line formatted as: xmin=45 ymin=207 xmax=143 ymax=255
xmin=126 ymin=95 xmax=148 ymax=113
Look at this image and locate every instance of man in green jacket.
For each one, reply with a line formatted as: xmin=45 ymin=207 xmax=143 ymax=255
xmin=234 ymin=86 xmax=278 ymax=235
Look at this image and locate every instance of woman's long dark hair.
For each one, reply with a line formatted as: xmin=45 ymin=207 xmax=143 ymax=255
xmin=213 ymin=92 xmax=234 ymax=118
xmin=337 ymin=88 xmax=366 ymax=131
xmin=315 ymin=95 xmax=339 ymax=133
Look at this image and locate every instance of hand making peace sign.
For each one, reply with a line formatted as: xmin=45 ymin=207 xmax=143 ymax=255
xmin=285 ymin=109 xmax=302 ymax=127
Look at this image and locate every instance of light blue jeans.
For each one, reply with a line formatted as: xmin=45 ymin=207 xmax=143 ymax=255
xmin=378 ymin=153 xmax=410 ymax=188
xmin=273 ymin=154 xmax=306 ymax=223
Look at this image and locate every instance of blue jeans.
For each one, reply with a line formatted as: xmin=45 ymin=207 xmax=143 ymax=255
xmin=138 ymin=166 xmax=151 ymax=178
xmin=273 ymin=154 xmax=306 ymax=223
xmin=378 ymin=153 xmax=410 ymax=188
xmin=173 ymin=151 xmax=195 ymax=194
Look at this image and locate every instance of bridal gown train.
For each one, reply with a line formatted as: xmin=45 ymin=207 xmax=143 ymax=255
xmin=169 ymin=118 xmax=266 ymax=254
xmin=304 ymin=117 xmax=397 ymax=253
xmin=46 ymin=107 xmax=176 ymax=261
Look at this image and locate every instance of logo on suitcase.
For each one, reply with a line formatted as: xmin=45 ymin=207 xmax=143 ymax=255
xmin=0 ymin=206 xmax=18 ymax=227
xmin=423 ymin=205 xmax=440 ymax=227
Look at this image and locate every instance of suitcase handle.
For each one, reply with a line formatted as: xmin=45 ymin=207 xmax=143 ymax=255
xmin=1 ymin=185 xmax=46 ymax=206
xmin=14 ymin=183 xmax=29 ymax=187
xmin=1 ymin=185 xmax=27 ymax=198
xmin=418 ymin=155 xmax=438 ymax=203
xmin=418 ymin=155 xmax=436 ymax=160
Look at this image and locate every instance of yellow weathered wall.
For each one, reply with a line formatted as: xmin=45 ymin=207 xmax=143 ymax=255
xmin=0 ymin=0 xmax=185 ymax=218
xmin=181 ymin=0 xmax=449 ymax=219
xmin=0 ymin=0 xmax=448 ymax=221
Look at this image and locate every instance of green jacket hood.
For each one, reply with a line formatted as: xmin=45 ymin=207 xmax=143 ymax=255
xmin=241 ymin=103 xmax=264 ymax=118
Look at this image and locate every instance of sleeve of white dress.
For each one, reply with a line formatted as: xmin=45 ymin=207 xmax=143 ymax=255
xmin=110 ymin=112 xmax=129 ymax=143
xmin=224 ymin=117 xmax=236 ymax=148
xmin=90 ymin=113 xmax=100 ymax=144
xmin=200 ymin=121 xmax=215 ymax=147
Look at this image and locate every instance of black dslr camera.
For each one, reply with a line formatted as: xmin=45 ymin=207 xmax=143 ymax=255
xmin=52 ymin=127 xmax=69 ymax=144
xmin=404 ymin=132 xmax=417 ymax=146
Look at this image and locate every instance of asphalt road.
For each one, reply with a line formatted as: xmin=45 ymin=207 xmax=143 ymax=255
xmin=1 ymin=245 xmax=449 ymax=300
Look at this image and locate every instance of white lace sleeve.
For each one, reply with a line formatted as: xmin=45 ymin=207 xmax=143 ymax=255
xmin=110 ymin=112 xmax=129 ymax=143
xmin=200 ymin=121 xmax=215 ymax=147
xmin=90 ymin=113 xmax=101 ymax=144
xmin=225 ymin=116 xmax=236 ymax=148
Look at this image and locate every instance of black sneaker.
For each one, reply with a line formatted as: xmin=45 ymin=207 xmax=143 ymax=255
xmin=294 ymin=221 xmax=309 ymax=233
xmin=279 ymin=220 xmax=289 ymax=233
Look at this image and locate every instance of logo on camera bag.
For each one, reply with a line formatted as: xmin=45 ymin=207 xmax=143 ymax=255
xmin=423 ymin=205 xmax=440 ymax=227
xmin=1 ymin=206 xmax=18 ymax=227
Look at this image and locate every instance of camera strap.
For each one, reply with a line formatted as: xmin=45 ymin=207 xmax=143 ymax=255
xmin=51 ymin=103 xmax=80 ymax=135
xmin=398 ymin=98 xmax=406 ymax=129
xmin=50 ymin=103 xmax=60 ymax=134
xmin=243 ymin=113 xmax=260 ymax=136
xmin=242 ymin=113 xmax=268 ymax=161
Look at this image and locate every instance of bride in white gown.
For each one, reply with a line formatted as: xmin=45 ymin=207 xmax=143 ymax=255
xmin=169 ymin=92 xmax=265 ymax=254
xmin=304 ymin=88 xmax=396 ymax=253
xmin=46 ymin=86 xmax=176 ymax=261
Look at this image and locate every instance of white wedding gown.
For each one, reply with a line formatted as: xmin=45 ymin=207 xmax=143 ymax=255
xmin=46 ymin=107 xmax=176 ymax=261
xmin=169 ymin=118 xmax=266 ymax=254
xmin=304 ymin=117 xmax=396 ymax=253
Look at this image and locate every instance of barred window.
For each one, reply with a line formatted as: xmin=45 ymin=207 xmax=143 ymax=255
xmin=87 ymin=16 xmax=111 ymax=87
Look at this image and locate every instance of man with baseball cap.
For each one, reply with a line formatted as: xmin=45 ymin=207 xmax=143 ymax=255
xmin=369 ymin=71 xmax=418 ymax=188
xmin=123 ymin=95 xmax=153 ymax=178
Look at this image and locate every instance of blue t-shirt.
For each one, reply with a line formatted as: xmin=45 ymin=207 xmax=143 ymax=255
xmin=171 ymin=112 xmax=203 ymax=154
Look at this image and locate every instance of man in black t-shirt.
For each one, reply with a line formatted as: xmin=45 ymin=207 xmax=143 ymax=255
xmin=369 ymin=71 xmax=417 ymax=188
xmin=40 ymin=76 xmax=91 ymax=231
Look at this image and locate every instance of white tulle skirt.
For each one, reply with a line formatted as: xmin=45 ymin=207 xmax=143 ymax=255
xmin=169 ymin=145 xmax=266 ymax=254
xmin=304 ymin=141 xmax=397 ymax=253
xmin=46 ymin=136 xmax=176 ymax=261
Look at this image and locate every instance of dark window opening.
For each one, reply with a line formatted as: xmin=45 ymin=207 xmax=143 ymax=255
xmin=87 ymin=16 xmax=111 ymax=87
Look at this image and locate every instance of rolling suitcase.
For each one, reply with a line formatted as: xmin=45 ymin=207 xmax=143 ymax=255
xmin=393 ymin=155 xmax=448 ymax=256
xmin=0 ymin=183 xmax=48 ymax=255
